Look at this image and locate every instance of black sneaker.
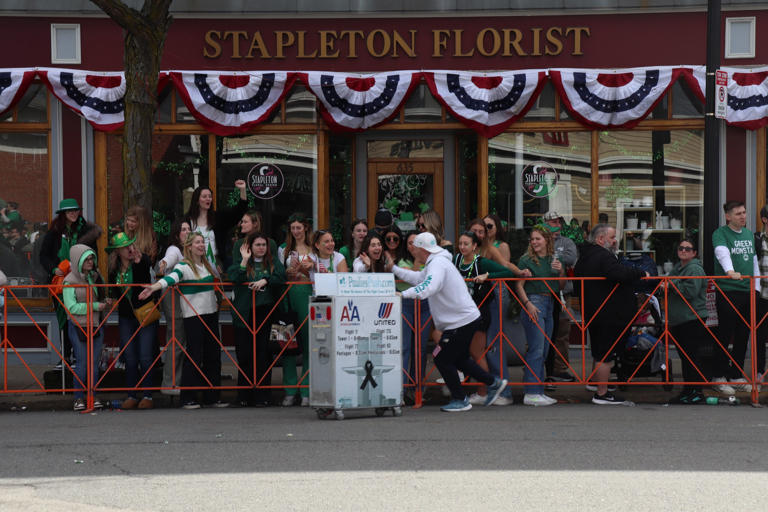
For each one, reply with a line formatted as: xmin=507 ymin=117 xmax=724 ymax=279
xmin=545 ymin=377 xmax=556 ymax=391
xmin=592 ymin=391 xmax=626 ymax=405
xmin=551 ymin=372 xmax=576 ymax=382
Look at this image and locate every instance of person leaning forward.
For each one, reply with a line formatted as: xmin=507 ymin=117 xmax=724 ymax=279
xmin=386 ymin=232 xmax=508 ymax=412
xmin=574 ymin=224 xmax=647 ymax=405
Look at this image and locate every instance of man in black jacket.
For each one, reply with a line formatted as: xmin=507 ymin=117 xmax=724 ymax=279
xmin=575 ymin=224 xmax=648 ymax=405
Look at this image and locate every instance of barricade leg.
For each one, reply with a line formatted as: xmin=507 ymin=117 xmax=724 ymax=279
xmin=485 ymin=289 xmax=513 ymax=397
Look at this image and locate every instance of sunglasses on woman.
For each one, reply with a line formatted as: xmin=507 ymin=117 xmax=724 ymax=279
xmin=485 ymin=223 xmax=495 ymax=230
xmin=677 ymin=246 xmax=694 ymax=252
xmin=385 ymin=236 xmax=400 ymax=243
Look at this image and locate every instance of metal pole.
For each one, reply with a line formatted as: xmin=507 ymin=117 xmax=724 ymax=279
xmin=703 ymin=0 xmax=722 ymax=274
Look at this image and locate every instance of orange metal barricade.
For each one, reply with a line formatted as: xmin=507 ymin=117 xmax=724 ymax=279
xmin=1 ymin=276 xmax=765 ymax=408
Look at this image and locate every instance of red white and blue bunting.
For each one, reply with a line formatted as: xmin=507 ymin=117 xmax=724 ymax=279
xmin=300 ymin=71 xmax=421 ymax=131
xmin=550 ymin=66 xmax=682 ymax=129
xmin=170 ymin=71 xmax=295 ymax=135
xmin=13 ymin=66 xmax=768 ymax=132
xmin=721 ymin=67 xmax=768 ymax=130
xmin=424 ymin=70 xmax=547 ymax=138
xmin=39 ymin=68 xmax=125 ymax=131
xmin=0 ymin=69 xmax=36 ymax=117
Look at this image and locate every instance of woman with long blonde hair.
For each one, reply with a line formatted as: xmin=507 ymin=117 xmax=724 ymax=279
xmin=140 ymin=232 xmax=226 ymax=410
xmin=124 ymin=205 xmax=158 ymax=264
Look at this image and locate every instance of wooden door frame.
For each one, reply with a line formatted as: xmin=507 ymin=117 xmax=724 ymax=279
xmin=355 ymin=132 xmax=456 ymax=240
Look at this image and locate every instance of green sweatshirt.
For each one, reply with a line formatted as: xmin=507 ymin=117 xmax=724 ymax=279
xmin=227 ymin=258 xmax=286 ymax=330
xmin=667 ymin=258 xmax=708 ymax=326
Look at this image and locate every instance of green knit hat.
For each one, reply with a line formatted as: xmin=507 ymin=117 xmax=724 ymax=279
xmin=56 ymin=198 xmax=82 ymax=214
xmin=105 ymin=232 xmax=136 ymax=252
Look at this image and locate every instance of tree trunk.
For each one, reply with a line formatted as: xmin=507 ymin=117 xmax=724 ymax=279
xmin=90 ymin=0 xmax=172 ymax=215
xmin=122 ymin=28 xmax=163 ymax=213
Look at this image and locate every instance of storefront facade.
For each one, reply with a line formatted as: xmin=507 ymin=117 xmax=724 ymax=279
xmin=2 ymin=2 xmax=768 ymax=297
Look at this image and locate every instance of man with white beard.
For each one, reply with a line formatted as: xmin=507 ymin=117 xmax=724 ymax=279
xmin=574 ymin=224 xmax=648 ymax=405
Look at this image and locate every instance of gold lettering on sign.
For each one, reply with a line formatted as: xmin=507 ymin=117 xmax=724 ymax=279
xmin=340 ymin=30 xmax=364 ymax=58
xmin=476 ymin=28 xmax=501 ymax=57
xmin=367 ymin=29 xmax=391 ymax=58
xmin=222 ymin=31 xmax=248 ymax=59
xmin=319 ymin=30 xmax=339 ymax=58
xmin=502 ymin=29 xmax=526 ymax=57
xmin=530 ymin=27 xmax=542 ymax=56
xmin=453 ymin=29 xmax=474 ymax=57
xmin=566 ymin=27 xmax=590 ymax=56
xmin=545 ymin=27 xmax=563 ymax=55
xmin=432 ymin=29 xmax=451 ymax=57
xmin=296 ymin=31 xmax=317 ymax=58
xmin=275 ymin=31 xmax=295 ymax=58
xmin=392 ymin=30 xmax=416 ymax=58
xmin=202 ymin=26 xmax=592 ymax=59
xmin=203 ymin=30 xmax=222 ymax=58
xmin=246 ymin=31 xmax=271 ymax=58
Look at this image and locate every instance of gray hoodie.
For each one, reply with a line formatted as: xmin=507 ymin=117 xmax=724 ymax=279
xmin=62 ymin=244 xmax=104 ymax=328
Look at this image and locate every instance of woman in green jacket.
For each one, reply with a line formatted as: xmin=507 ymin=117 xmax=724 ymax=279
xmin=228 ymin=232 xmax=286 ymax=407
xmin=667 ymin=237 xmax=711 ymax=404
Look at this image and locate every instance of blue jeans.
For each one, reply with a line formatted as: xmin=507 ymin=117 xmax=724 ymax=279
xmin=68 ymin=321 xmax=104 ymax=400
xmin=401 ymin=298 xmax=432 ymax=387
xmin=485 ymin=288 xmax=512 ymax=397
xmin=119 ymin=315 xmax=157 ymax=398
xmin=520 ymin=294 xmax=554 ymax=395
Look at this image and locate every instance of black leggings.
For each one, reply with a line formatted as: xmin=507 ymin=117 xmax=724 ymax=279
xmin=181 ymin=313 xmax=221 ymax=404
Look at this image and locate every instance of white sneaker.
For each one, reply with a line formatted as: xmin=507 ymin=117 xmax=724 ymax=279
xmin=523 ymin=393 xmax=557 ymax=406
xmin=468 ymin=393 xmax=486 ymax=405
xmin=300 ymin=396 xmax=310 ymax=407
xmin=712 ymin=377 xmax=735 ymax=395
xmin=728 ymin=378 xmax=752 ymax=393
xmin=282 ymin=395 xmax=297 ymax=407
xmin=492 ymin=395 xmax=513 ymax=406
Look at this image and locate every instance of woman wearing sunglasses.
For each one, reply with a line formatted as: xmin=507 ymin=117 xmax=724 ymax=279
xmin=667 ymin=238 xmax=712 ymax=404
xmin=382 ymin=225 xmax=403 ymax=264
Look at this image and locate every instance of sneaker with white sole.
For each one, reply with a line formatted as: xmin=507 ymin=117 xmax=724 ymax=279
xmin=468 ymin=393 xmax=486 ymax=405
xmin=712 ymin=377 xmax=735 ymax=395
xmin=182 ymin=401 xmax=201 ymax=409
xmin=523 ymin=393 xmax=557 ymax=406
xmin=282 ymin=395 xmax=297 ymax=407
xmin=73 ymin=398 xmax=86 ymax=412
xmin=492 ymin=395 xmax=514 ymax=406
xmin=728 ymin=378 xmax=752 ymax=393
xmin=440 ymin=397 xmax=472 ymax=412
xmin=592 ymin=391 xmax=627 ymax=405
xmin=484 ymin=378 xmax=508 ymax=406
xmin=300 ymin=396 xmax=309 ymax=407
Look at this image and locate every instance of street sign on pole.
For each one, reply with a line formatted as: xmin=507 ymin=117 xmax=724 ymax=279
xmin=715 ymin=70 xmax=728 ymax=119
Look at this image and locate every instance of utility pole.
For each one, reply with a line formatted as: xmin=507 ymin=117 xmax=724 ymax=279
xmin=703 ymin=0 xmax=721 ymax=274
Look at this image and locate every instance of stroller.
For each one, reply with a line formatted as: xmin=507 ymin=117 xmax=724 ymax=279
xmin=614 ymin=292 xmax=673 ymax=390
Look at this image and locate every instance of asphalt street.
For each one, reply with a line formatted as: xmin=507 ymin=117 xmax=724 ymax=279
xmin=1 ymin=403 xmax=767 ymax=511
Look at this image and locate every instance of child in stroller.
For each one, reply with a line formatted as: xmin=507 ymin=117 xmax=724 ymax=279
xmin=615 ymin=292 xmax=671 ymax=390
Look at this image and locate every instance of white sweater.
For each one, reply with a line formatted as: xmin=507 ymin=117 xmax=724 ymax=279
xmin=393 ymin=249 xmax=480 ymax=331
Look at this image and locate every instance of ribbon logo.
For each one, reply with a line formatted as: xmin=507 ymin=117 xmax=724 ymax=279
xmin=360 ymin=360 xmax=377 ymax=390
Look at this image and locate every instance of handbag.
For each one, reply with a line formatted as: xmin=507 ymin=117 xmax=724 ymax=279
xmin=133 ymin=300 xmax=161 ymax=325
xmin=268 ymin=309 xmax=301 ymax=356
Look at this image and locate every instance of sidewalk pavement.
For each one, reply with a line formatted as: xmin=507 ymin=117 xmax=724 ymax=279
xmin=1 ymin=360 xmax=763 ymax=411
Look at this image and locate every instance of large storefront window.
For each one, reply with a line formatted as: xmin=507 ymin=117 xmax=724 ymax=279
xmin=456 ymin=132 xmax=478 ymax=231
xmin=329 ymin=135 xmax=353 ymax=243
xmin=598 ymin=130 xmax=704 ymax=269
xmin=106 ymin=134 xmax=210 ymax=240
xmin=488 ymin=131 xmax=592 ymax=230
xmin=0 ymin=132 xmax=49 ymax=291
xmin=217 ymin=133 xmax=317 ymax=262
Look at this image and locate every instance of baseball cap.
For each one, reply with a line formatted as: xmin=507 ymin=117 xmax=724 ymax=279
xmin=542 ymin=211 xmax=562 ymax=221
xmin=412 ymin=232 xmax=442 ymax=254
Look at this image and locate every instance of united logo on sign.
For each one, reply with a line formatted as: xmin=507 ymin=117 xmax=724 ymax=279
xmin=378 ymin=302 xmax=393 ymax=319
xmin=521 ymin=161 xmax=559 ymax=198
xmin=247 ymin=163 xmax=284 ymax=200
